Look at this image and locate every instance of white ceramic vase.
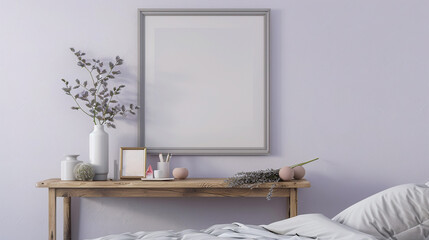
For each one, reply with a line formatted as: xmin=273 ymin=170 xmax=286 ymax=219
xmin=89 ymin=125 xmax=109 ymax=181
xmin=61 ymin=155 xmax=82 ymax=180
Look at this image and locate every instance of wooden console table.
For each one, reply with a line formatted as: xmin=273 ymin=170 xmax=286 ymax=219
xmin=36 ymin=178 xmax=310 ymax=240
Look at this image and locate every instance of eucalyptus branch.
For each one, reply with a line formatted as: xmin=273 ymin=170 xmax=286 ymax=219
xmin=83 ymin=66 xmax=98 ymax=124
xmin=93 ymin=61 xmax=116 ymax=104
xmin=83 ymin=65 xmax=97 ymax=86
xmin=78 ymin=83 xmax=90 ymax=91
xmin=61 ymin=48 xmax=138 ymax=128
xmin=101 ymin=95 xmax=114 ymax=124
xmin=69 ymin=94 xmax=94 ymax=120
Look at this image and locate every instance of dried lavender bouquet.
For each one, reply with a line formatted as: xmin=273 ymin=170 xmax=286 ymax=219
xmin=225 ymin=168 xmax=280 ymax=200
xmin=225 ymin=158 xmax=319 ymax=200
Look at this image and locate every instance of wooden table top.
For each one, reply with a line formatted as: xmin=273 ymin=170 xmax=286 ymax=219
xmin=36 ymin=178 xmax=311 ymax=189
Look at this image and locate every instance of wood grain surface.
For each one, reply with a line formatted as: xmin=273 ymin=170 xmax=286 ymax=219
xmin=36 ymin=178 xmax=311 ymax=189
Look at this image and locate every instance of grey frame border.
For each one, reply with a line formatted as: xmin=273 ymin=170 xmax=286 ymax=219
xmin=138 ymin=8 xmax=270 ymax=155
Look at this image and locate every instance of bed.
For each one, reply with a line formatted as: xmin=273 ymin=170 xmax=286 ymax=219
xmin=89 ymin=182 xmax=429 ymax=240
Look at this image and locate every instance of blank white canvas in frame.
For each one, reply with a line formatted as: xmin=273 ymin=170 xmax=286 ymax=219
xmin=142 ymin=11 xmax=268 ymax=154
xmin=122 ymin=149 xmax=146 ymax=177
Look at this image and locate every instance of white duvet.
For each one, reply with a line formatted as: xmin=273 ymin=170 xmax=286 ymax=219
xmin=87 ymin=214 xmax=376 ymax=240
xmin=88 ymin=183 xmax=429 ymax=240
xmin=87 ymin=223 xmax=310 ymax=240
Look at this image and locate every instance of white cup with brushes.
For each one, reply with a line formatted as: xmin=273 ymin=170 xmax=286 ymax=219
xmin=157 ymin=153 xmax=171 ymax=178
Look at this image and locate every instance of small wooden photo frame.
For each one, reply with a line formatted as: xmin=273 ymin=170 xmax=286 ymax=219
xmin=120 ymin=147 xmax=147 ymax=179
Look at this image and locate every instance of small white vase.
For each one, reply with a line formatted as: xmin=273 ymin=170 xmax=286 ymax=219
xmin=61 ymin=155 xmax=82 ymax=180
xmin=89 ymin=125 xmax=109 ymax=181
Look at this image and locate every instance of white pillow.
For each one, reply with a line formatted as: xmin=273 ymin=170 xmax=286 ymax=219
xmin=262 ymin=214 xmax=377 ymax=240
xmin=332 ymin=183 xmax=429 ymax=240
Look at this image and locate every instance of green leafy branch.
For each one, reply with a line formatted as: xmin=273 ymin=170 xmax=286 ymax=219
xmin=61 ymin=48 xmax=139 ymax=128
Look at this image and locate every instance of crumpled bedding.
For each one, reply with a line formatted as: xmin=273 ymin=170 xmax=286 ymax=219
xmin=87 ymin=182 xmax=429 ymax=240
xmin=87 ymin=214 xmax=378 ymax=240
xmin=86 ymin=222 xmax=315 ymax=240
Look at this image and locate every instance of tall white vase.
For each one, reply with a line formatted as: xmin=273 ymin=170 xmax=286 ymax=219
xmin=89 ymin=125 xmax=109 ymax=181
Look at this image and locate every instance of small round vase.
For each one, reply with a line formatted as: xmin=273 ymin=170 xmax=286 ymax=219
xmin=172 ymin=168 xmax=189 ymax=179
xmin=89 ymin=125 xmax=109 ymax=181
xmin=61 ymin=155 xmax=82 ymax=180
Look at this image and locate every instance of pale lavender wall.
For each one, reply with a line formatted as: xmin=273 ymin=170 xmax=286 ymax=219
xmin=1 ymin=0 xmax=428 ymax=239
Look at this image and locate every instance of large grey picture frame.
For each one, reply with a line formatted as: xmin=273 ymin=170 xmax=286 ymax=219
xmin=139 ymin=9 xmax=270 ymax=155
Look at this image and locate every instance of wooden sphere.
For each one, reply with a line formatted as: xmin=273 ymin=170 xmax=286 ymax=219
xmin=279 ymin=166 xmax=294 ymax=181
xmin=293 ymin=166 xmax=306 ymax=180
xmin=172 ymin=168 xmax=189 ymax=179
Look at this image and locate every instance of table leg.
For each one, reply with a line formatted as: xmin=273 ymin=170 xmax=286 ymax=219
xmin=49 ymin=189 xmax=56 ymax=240
xmin=289 ymin=188 xmax=297 ymax=218
xmin=64 ymin=197 xmax=71 ymax=240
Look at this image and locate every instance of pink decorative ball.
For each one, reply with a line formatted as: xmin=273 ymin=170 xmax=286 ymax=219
xmin=172 ymin=168 xmax=189 ymax=179
xmin=293 ymin=166 xmax=306 ymax=180
xmin=279 ymin=166 xmax=294 ymax=181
